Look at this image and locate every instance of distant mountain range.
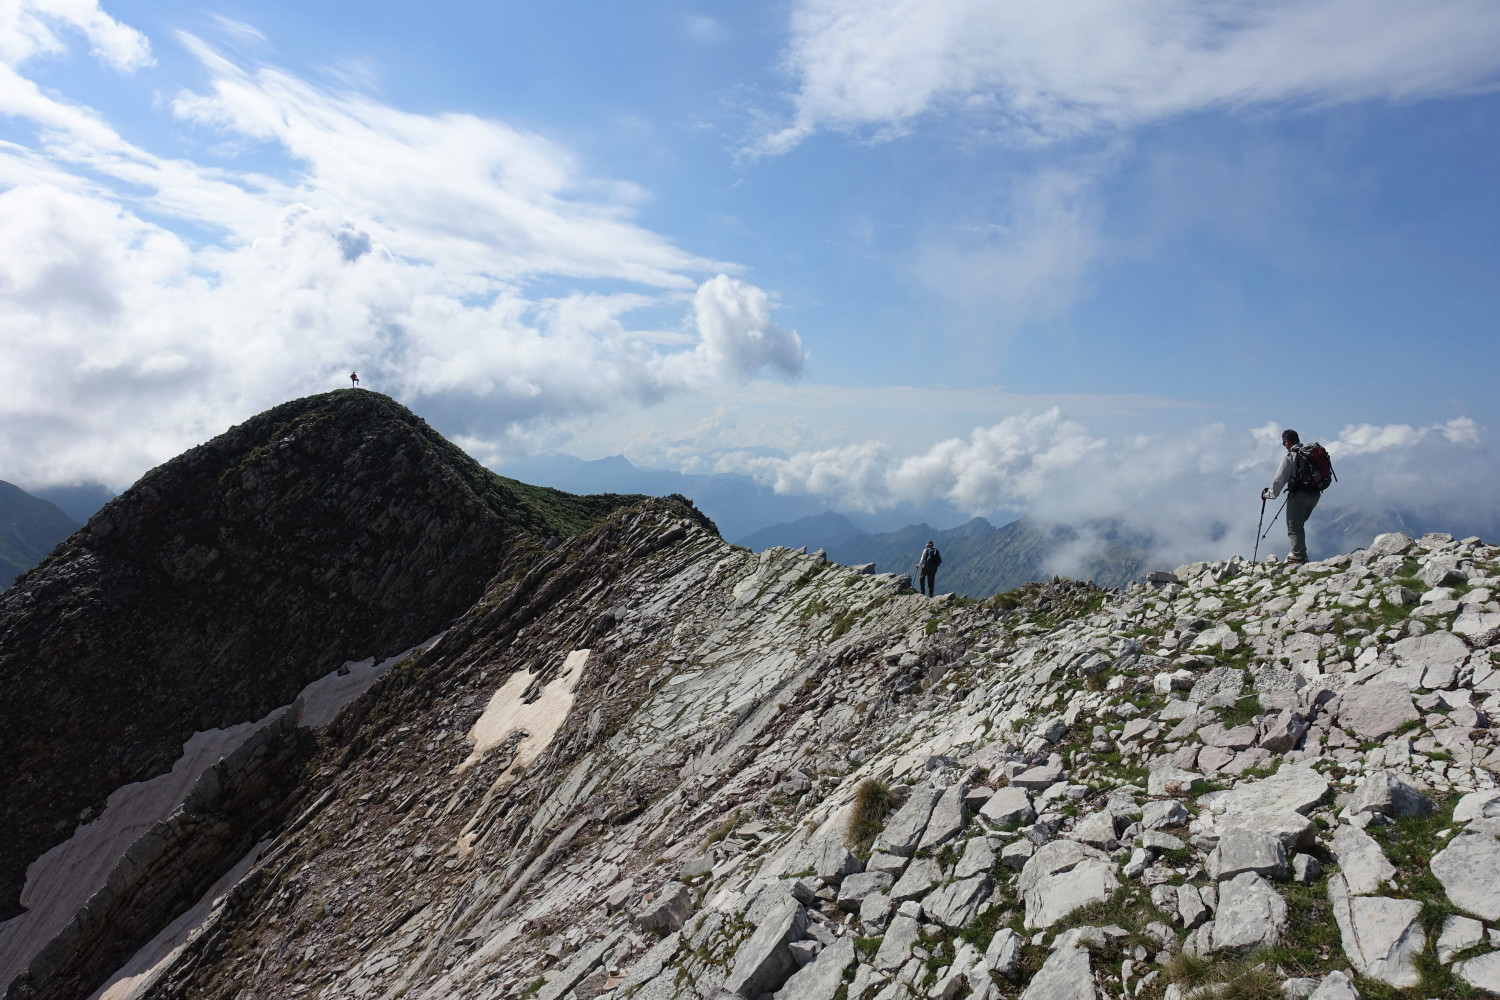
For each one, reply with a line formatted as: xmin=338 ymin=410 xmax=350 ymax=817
xmin=739 ymin=512 xmax=1152 ymax=596
xmin=0 ymin=481 xmax=81 ymax=587
xmin=737 ymin=501 xmax=1493 ymax=598
xmin=494 ymin=452 xmax=971 ymax=542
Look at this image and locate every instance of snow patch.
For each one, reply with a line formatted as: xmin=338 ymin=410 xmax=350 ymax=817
xmin=460 ymin=648 xmax=589 ymax=773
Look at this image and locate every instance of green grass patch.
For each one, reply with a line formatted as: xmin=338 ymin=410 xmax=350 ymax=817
xmin=1219 ymin=694 xmax=1264 ymax=727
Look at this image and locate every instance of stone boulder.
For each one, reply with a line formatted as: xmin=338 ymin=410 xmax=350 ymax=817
xmin=917 ymin=784 xmax=967 ymax=850
xmin=1141 ymin=800 xmax=1188 ymax=830
xmin=1210 ymin=872 xmax=1287 ymax=953
xmin=1019 ymin=840 xmax=1120 ymax=929
xmin=636 ymin=882 xmax=695 ymax=933
xmin=835 ymin=872 xmax=893 ymax=912
xmin=871 ymin=785 xmax=942 ymax=857
xmin=1330 ymin=824 xmax=1395 ymax=896
xmin=1207 ymin=763 xmax=1329 ymax=816
xmin=979 ymin=786 xmax=1035 ymax=826
xmin=772 ymin=934 xmax=855 ymax=1000
xmin=1389 ymin=631 xmax=1469 ymax=689
xmin=924 ymin=874 xmax=992 ymax=929
xmin=1207 ymin=828 xmax=1287 ymax=882
xmin=1334 ymin=683 xmax=1418 ymax=739
xmin=814 ymin=840 xmax=862 ymax=882
xmin=1430 ymin=830 xmax=1500 ymax=921
xmin=1327 ymin=875 xmax=1425 ymax=988
xmin=724 ymin=897 xmax=808 ymax=998
xmin=1348 ymin=770 xmax=1434 ymax=818
xmin=1019 ymin=944 xmax=1095 ymax=1000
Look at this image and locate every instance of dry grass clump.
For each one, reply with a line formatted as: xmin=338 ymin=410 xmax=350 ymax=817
xmin=847 ymin=779 xmax=896 ymax=851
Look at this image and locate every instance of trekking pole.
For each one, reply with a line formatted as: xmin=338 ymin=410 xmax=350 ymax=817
xmin=1253 ymin=496 xmax=1267 ymax=563
xmin=1259 ymin=498 xmax=1288 ymax=548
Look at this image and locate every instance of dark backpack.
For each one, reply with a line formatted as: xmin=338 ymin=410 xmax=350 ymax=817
xmin=1293 ymin=443 xmax=1336 ymax=492
xmin=919 ymin=547 xmax=941 ymax=572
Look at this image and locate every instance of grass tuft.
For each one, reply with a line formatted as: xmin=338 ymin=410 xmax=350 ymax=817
xmin=848 ymin=779 xmax=897 ymax=852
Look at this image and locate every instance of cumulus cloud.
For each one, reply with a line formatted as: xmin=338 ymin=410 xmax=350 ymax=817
xmin=753 ymin=412 xmax=1500 ymax=567
xmin=0 ymin=18 xmax=802 ymax=489
xmin=763 ymin=0 xmax=1500 ymax=152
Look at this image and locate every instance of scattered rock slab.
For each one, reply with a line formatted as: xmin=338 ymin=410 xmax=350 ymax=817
xmin=889 ymin=858 xmax=941 ymax=903
xmin=635 ymin=881 xmax=694 ymax=933
xmin=917 ymin=784 xmax=967 ymax=850
xmin=1210 ymin=872 xmax=1287 ymax=953
xmin=1019 ymin=840 xmax=1120 ymax=929
xmin=872 ymin=914 xmax=921 ymax=971
xmin=836 ymin=872 xmax=894 ymax=913
xmin=1207 ymin=763 xmax=1329 ymax=816
xmin=872 ymin=785 xmax=943 ymax=857
xmin=955 ymin=837 xmax=994 ymax=878
xmin=1019 ymin=944 xmax=1095 ymax=1000
xmin=1436 ymin=914 xmax=1485 ymax=964
xmin=1336 ymin=682 xmax=1418 ymax=739
xmin=1207 ymin=828 xmax=1287 ymax=882
xmin=1455 ymin=952 xmax=1500 ymax=994
xmin=1330 ymin=824 xmax=1396 ymax=896
xmin=773 ymin=934 xmax=855 ymax=1000
xmin=1348 ymin=770 xmax=1434 ymax=818
xmin=725 ymin=898 xmax=809 ymax=998
xmin=979 ymin=786 xmax=1035 ymax=826
xmin=923 ymin=874 xmax=992 ymax=929
xmin=1327 ymin=874 xmax=1425 ymax=988
xmin=1430 ymin=830 xmax=1500 ymax=920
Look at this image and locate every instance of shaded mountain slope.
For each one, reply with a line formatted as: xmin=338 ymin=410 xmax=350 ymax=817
xmin=0 ymin=390 xmax=647 ymax=923
xmin=0 ymin=483 xmax=79 ymax=588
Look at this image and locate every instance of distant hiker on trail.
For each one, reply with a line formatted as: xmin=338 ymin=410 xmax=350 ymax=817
xmin=350 ymin=371 xmax=359 ymax=388
xmin=1261 ymin=428 xmax=1335 ymax=565
xmin=917 ymin=540 xmax=942 ymax=597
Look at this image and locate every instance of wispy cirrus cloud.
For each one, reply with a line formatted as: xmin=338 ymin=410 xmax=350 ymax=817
xmin=761 ymin=0 xmax=1500 ymax=154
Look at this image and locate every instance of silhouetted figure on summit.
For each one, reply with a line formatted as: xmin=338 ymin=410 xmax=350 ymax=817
xmin=350 ymin=372 xmax=360 ymax=389
xmin=917 ymin=540 xmax=942 ymax=597
xmin=1261 ymin=428 xmax=1335 ymax=564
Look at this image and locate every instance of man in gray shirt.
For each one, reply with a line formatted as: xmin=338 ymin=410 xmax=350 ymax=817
xmin=1262 ymin=428 xmax=1318 ymax=564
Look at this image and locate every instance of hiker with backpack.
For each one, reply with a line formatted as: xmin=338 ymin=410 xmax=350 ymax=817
xmin=917 ymin=540 xmax=942 ymax=597
xmin=1261 ymin=429 xmax=1335 ymax=565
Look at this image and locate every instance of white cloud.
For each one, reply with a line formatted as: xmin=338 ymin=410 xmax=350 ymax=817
xmin=0 ymin=0 xmax=151 ymax=71
xmin=764 ymin=0 xmax=1500 ymax=152
xmin=0 ymin=20 xmax=803 ymax=489
xmin=753 ymin=413 xmax=1500 ymax=564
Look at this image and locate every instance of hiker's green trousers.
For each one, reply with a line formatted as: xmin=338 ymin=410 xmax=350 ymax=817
xmin=1286 ymin=490 xmax=1320 ymax=562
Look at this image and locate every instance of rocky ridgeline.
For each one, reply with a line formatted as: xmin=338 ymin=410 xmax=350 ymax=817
xmin=62 ymin=511 xmax=1495 ymax=1000
xmin=0 ymin=391 xmax=638 ymax=926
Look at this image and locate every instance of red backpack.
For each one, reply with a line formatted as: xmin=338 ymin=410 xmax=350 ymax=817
xmin=1294 ymin=443 xmax=1336 ymax=492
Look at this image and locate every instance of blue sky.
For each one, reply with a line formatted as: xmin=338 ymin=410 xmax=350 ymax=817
xmin=2 ymin=0 xmax=1499 ymax=551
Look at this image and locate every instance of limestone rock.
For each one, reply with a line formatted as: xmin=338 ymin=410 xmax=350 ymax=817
xmin=955 ymin=837 xmax=994 ymax=879
xmin=815 ymin=840 xmax=863 ymax=882
xmin=1011 ymin=763 xmax=1065 ymax=791
xmin=1335 ymin=682 xmax=1418 ymax=739
xmin=859 ymin=892 xmax=892 ymax=933
xmin=1306 ymin=970 xmax=1360 ymax=1000
xmin=1258 ymin=711 xmax=1309 ymax=754
xmin=773 ymin=934 xmax=856 ymax=1000
xmin=620 ymin=931 xmax=682 ymax=992
xmin=979 ymin=786 xmax=1035 ymax=826
xmin=985 ymin=928 xmax=1022 ymax=981
xmin=1347 ymin=770 xmax=1434 ymax=818
xmin=725 ymin=898 xmax=809 ymax=998
xmin=889 ymin=858 xmax=941 ymax=902
xmin=924 ymin=874 xmax=992 ymax=929
xmin=1367 ymin=532 xmax=1414 ymax=557
xmin=1430 ymin=830 xmax=1500 ymax=920
xmin=872 ymin=785 xmax=943 ymax=857
xmin=1019 ymin=945 xmax=1095 ymax=1000
xmin=1189 ymin=667 xmax=1245 ymax=705
xmin=1207 ymin=828 xmax=1287 ymax=882
xmin=1019 ymin=840 xmax=1120 ymax=929
xmin=1455 ymin=952 xmax=1500 ymax=994
xmin=636 ymin=881 xmax=695 ymax=933
xmin=1209 ymin=763 xmax=1329 ymax=816
xmin=1436 ymin=913 xmax=1485 ymax=964
xmin=1327 ymin=874 xmax=1425 ymax=988
xmin=917 ymin=784 xmax=967 ymax=850
xmin=1452 ymin=789 xmax=1500 ymax=824
xmin=837 ymin=872 xmax=894 ymax=912
xmin=1330 ymin=825 xmax=1396 ymax=896
xmin=1141 ymin=800 xmax=1188 ymax=830
xmin=872 ymin=914 xmax=921 ymax=971
xmin=1389 ymin=631 xmax=1469 ymax=689
xmin=1072 ymin=810 xmax=1118 ymax=850
xmin=1210 ymin=872 xmax=1287 ymax=953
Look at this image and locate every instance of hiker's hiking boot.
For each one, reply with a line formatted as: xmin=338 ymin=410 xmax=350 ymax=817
xmin=1285 ymin=555 xmax=1307 ymax=565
